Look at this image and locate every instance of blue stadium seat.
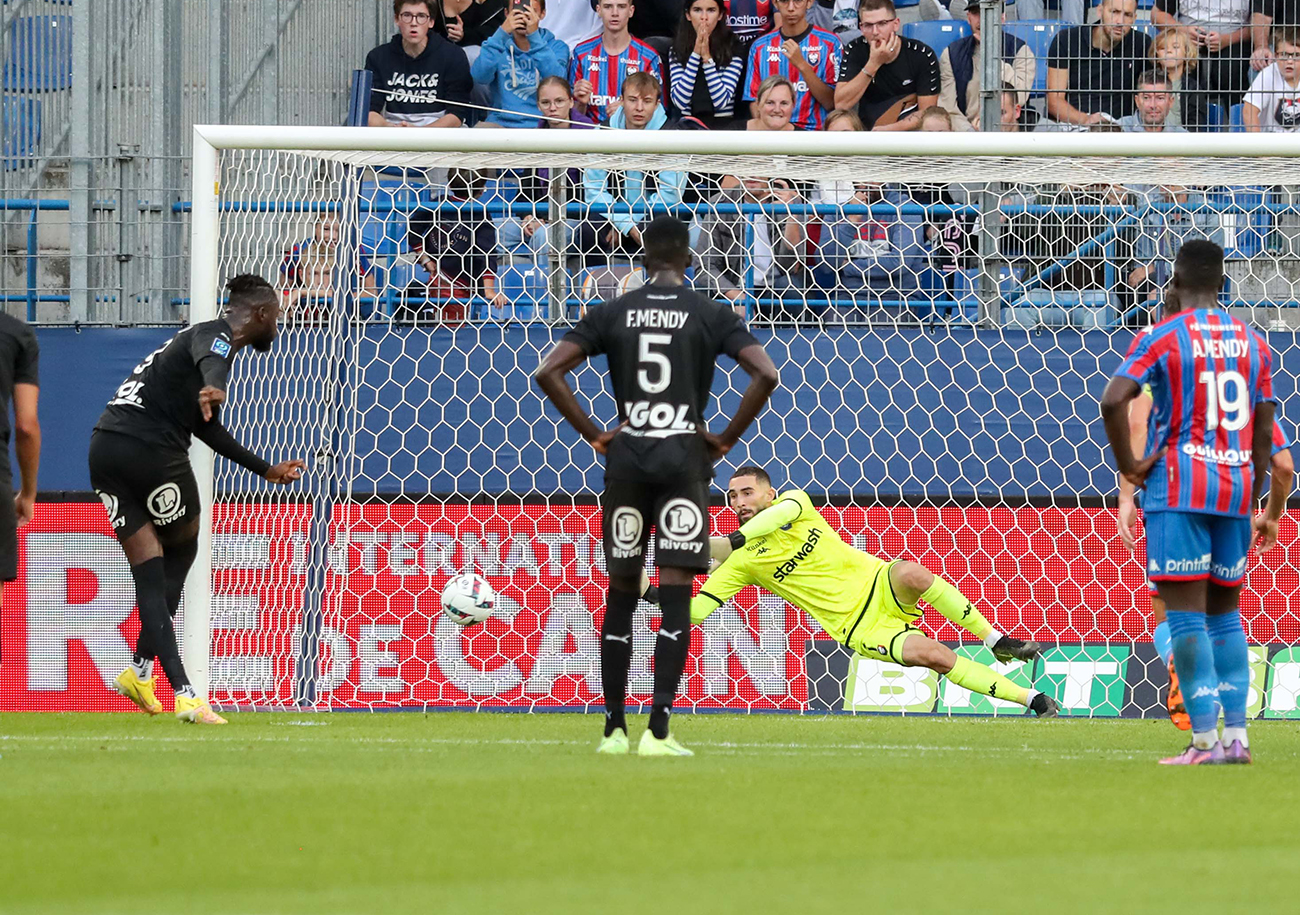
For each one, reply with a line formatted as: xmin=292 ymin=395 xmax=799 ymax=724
xmin=1005 ymin=290 xmax=1115 ymax=328
xmin=1204 ymin=103 xmax=1225 ymax=132
xmin=2 ymin=96 xmax=41 ymax=169
xmin=1132 ymin=21 xmax=1158 ymax=41
xmin=901 ymin=20 xmax=972 ymax=57
xmin=495 ymin=265 xmax=549 ymax=321
xmin=3 ymin=15 xmax=73 ymax=91
xmin=1229 ymin=103 xmax=1246 ymax=132
xmin=1005 ymin=20 xmax=1062 ymax=95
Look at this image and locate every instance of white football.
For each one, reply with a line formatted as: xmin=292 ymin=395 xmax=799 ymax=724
xmin=441 ymin=573 xmax=495 ymax=626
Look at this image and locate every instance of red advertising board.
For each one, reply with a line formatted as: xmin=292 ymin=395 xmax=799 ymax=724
xmin=4 ymin=502 xmax=1299 ymax=711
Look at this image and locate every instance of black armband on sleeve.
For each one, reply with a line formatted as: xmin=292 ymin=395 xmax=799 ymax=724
xmin=194 ymin=420 xmax=272 ymax=477
xmin=727 ymin=530 xmax=746 ymax=550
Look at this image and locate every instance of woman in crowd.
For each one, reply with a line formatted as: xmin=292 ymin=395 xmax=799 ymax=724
xmin=1150 ymin=28 xmax=1212 ymax=130
xmin=668 ymin=0 xmax=744 ymax=128
xmin=744 ymin=74 xmax=796 ymax=131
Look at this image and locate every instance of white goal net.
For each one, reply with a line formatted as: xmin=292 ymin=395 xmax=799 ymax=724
xmin=189 ymin=128 xmax=1300 ymax=718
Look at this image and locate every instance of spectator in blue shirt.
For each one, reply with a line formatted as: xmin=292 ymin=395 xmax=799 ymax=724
xmin=583 ymin=72 xmax=686 ymax=255
xmin=471 ymin=0 xmax=571 ymax=127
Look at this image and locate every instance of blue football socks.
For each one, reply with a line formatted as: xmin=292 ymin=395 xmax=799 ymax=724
xmin=1165 ymin=610 xmax=1220 ymax=746
xmin=1206 ymin=609 xmax=1250 ymax=731
xmin=1152 ymin=620 xmax=1173 ymax=666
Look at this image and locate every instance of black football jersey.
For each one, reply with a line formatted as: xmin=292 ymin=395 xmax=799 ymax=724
xmin=95 ymin=319 xmax=237 ymax=453
xmin=0 ymin=312 xmax=39 ymax=450
xmin=562 ymin=282 xmax=759 ymax=482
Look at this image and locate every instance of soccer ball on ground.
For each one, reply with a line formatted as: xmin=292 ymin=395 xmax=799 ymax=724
xmin=441 ymin=573 xmax=495 ymax=626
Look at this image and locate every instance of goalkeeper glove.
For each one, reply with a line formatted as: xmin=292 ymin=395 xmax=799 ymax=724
xmin=641 ymin=583 xmax=660 ymax=605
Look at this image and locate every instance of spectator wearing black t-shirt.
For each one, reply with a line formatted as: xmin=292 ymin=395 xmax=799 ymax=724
xmin=1153 ymin=0 xmax=1253 ymax=109
xmin=834 ymin=0 xmax=940 ymax=131
xmin=367 ymin=0 xmax=474 ymax=127
xmin=1043 ymin=0 xmax=1151 ymax=128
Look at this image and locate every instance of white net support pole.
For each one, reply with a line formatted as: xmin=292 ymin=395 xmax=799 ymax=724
xmin=182 ymin=128 xmax=221 ymax=698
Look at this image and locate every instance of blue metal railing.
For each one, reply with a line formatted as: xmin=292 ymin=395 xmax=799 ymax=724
xmin=0 ymin=198 xmax=70 ymax=320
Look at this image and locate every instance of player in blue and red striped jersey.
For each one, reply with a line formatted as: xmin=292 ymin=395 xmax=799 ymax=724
xmin=569 ymin=0 xmax=663 ymax=123
xmin=1102 ymin=240 xmax=1277 ymax=766
xmin=741 ymin=0 xmax=840 ymax=130
xmin=1119 ymin=389 xmax=1294 ymax=732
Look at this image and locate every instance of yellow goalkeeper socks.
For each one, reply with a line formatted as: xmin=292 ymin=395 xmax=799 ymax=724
xmin=944 ymin=655 xmax=1031 ymax=706
xmin=919 ymin=575 xmax=996 ymax=642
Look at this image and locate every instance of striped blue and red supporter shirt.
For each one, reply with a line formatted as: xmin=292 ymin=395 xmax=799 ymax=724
xmin=568 ymin=35 xmax=663 ymax=123
xmin=1116 ymin=308 xmax=1277 ymax=517
xmin=725 ymin=0 xmax=775 ymax=42
xmin=742 ymin=26 xmax=841 ymax=130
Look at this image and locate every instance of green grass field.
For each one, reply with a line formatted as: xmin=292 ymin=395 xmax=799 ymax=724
xmin=2 ymin=712 xmax=1297 ymax=915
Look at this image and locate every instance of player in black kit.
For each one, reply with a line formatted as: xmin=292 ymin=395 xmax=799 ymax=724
xmin=90 ymin=275 xmax=305 ymax=724
xmin=535 ymin=217 xmax=778 ymax=756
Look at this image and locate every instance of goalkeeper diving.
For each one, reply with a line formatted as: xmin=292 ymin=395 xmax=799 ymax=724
xmin=682 ymin=466 xmax=1060 ymax=716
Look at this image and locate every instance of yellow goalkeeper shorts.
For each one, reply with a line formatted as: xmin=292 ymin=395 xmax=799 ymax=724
xmin=842 ymin=559 xmax=925 ymax=665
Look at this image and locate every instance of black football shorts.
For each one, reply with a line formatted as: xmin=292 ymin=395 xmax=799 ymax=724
xmin=602 ymin=477 xmax=711 ymax=579
xmin=88 ymin=430 xmax=200 ymax=542
xmin=0 ymin=469 xmax=16 ymax=581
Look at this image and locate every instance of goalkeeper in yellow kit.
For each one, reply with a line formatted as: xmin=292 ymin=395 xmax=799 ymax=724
xmin=691 ymin=466 xmax=1061 ymax=717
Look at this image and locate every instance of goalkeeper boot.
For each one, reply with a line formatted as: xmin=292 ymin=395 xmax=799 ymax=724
xmin=1029 ymin=692 xmax=1060 ymax=718
xmin=991 ymin=636 xmax=1042 ymax=663
xmin=1166 ymin=659 xmax=1191 ymax=731
xmin=1160 ymin=741 xmax=1225 ymax=765
xmin=175 ymin=694 xmax=227 ymax=725
xmin=112 ymin=669 xmax=163 ymax=716
xmin=1222 ymin=740 xmax=1252 ymax=765
xmin=638 ymin=732 xmax=694 ymax=757
xmin=597 ymin=729 xmax=629 ymax=755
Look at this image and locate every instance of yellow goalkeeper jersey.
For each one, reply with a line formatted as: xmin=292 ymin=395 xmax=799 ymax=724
xmin=690 ymin=490 xmax=884 ymax=642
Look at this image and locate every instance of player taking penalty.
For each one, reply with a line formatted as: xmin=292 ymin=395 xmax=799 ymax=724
xmin=91 ymin=275 xmax=305 ymax=724
xmin=1118 ymin=388 xmax=1293 ymax=731
xmin=535 ymin=217 xmax=778 ymax=756
xmin=1102 ymin=240 xmax=1275 ymax=765
xmin=690 ymin=466 xmax=1061 ymax=717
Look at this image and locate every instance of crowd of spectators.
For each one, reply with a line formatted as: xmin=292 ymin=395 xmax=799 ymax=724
xmin=301 ymin=0 xmax=1300 ymax=325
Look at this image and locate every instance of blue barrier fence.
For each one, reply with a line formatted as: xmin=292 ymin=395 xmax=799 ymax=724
xmin=1 ymin=198 xmax=70 ymax=319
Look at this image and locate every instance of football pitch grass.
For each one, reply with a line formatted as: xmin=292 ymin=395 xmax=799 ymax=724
xmin=2 ymin=713 xmax=1298 ymax=915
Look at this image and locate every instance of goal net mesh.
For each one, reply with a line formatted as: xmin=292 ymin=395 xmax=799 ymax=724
xmin=205 ymin=143 xmax=1300 ymax=717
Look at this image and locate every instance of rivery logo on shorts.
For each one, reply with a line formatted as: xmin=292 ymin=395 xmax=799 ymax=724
xmin=658 ymin=499 xmax=703 ymax=553
xmin=609 ymin=506 xmax=644 ymax=559
xmin=772 ymin=526 xmax=822 ymax=583
xmin=623 ymin=401 xmax=696 ymax=436
xmin=1182 ymin=442 xmax=1249 ymax=465
xmin=1164 ymin=553 xmax=1212 ymax=575
xmin=147 ymin=483 xmax=186 ymax=525
xmin=96 ymin=491 xmax=124 ymax=529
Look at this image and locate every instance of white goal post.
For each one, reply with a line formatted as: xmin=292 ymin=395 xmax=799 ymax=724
xmin=182 ymin=125 xmax=1300 ymax=716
